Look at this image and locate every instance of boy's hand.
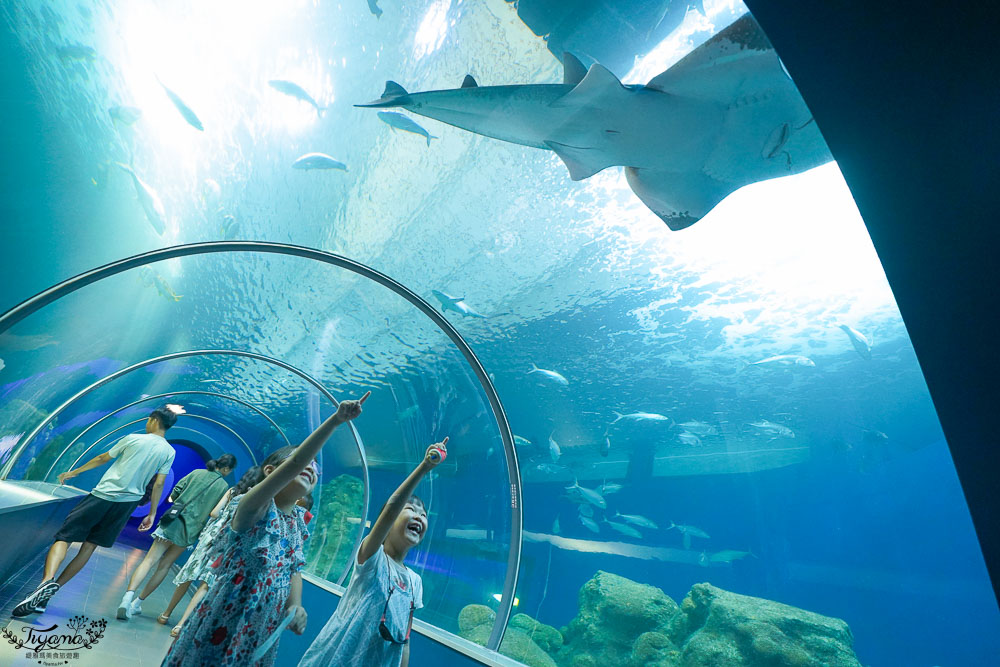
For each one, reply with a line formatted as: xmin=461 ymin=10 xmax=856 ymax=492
xmin=138 ymin=514 xmax=155 ymax=532
xmin=425 ymin=437 xmax=449 ymax=468
xmin=335 ymin=391 xmax=371 ymax=423
xmin=57 ymin=470 xmax=76 ymax=485
xmin=286 ymin=605 xmax=307 ymax=634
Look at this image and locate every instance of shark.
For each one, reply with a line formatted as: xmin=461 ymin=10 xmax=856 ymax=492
xmin=116 ymin=163 xmax=167 ymax=235
xmin=431 ymin=290 xmax=485 ymax=317
xmin=357 ymin=14 xmax=831 ymax=230
xmin=268 ymin=80 xmax=325 ymax=116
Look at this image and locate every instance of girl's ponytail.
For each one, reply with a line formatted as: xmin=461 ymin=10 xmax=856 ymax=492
xmin=206 ymin=453 xmax=238 ymax=472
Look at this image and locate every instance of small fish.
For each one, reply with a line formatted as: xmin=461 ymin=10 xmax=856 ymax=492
xmin=268 ymin=79 xmax=325 ymax=115
xmin=749 ymin=420 xmax=795 ymax=439
xmin=109 ymin=105 xmax=142 ymax=125
xmin=535 ymin=463 xmax=565 ymax=475
xmin=377 ymin=111 xmax=438 ymax=147
xmin=600 ymin=434 xmax=610 ymax=457
xmin=669 ymin=521 xmax=710 ymax=550
xmin=528 ymin=364 xmax=568 ymax=386
xmin=839 ymin=324 xmax=873 ymax=360
xmin=220 ymin=215 xmax=240 ymax=240
xmin=292 ymin=153 xmax=347 ymax=170
xmin=548 ymin=433 xmax=561 ymax=462
xmin=615 ymin=512 xmax=658 ymax=530
xmin=565 ymin=479 xmax=606 ymax=509
xmin=431 ymin=290 xmax=485 ymax=318
xmin=611 ymin=411 xmax=670 ymax=424
xmin=579 ymin=515 xmax=600 ymax=533
xmin=677 ymin=420 xmax=717 ymax=436
xmin=749 ymin=354 xmax=815 ymax=367
xmin=0 ymin=358 xmax=5 ymax=373
xmin=116 ymin=163 xmax=167 ymax=235
xmin=862 ymin=428 xmax=889 ymax=446
xmin=366 ymin=0 xmax=383 ymax=19
xmin=157 ymin=77 xmax=204 ymax=131
xmin=604 ymin=519 xmax=643 ymax=539
xmin=552 ymin=517 xmax=560 ymax=535
xmin=57 ymin=44 xmax=96 ymax=61
xmin=708 ymin=549 xmax=755 ymax=564
xmin=513 ymin=435 xmax=532 ymax=448
xmin=398 ymin=405 xmax=421 ymax=420
xmin=598 ymin=481 xmax=623 ymax=495
xmin=678 ymin=431 xmax=702 ymax=447
xmin=578 ymin=504 xmax=594 ymax=518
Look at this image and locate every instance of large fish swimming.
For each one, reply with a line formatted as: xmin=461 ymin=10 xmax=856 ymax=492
xmin=604 ymin=519 xmax=643 ymax=539
xmin=157 ymin=77 xmax=204 ymax=131
xmin=292 ymin=153 xmax=347 ymax=170
xmin=611 ymin=411 xmax=670 ymax=424
xmin=268 ymin=80 xmax=325 ymax=116
xmin=548 ymin=433 xmax=562 ymax=462
xmin=357 ymin=14 xmax=831 ymax=230
xmin=748 ymin=354 xmax=815 ymax=368
xmin=614 ymin=512 xmax=658 ymax=530
xmin=677 ymin=420 xmax=717 ymax=436
xmin=669 ymin=521 xmax=710 ymax=549
xmin=377 ymin=111 xmax=437 ymax=146
xmin=565 ymin=479 xmax=606 ymax=509
xmin=749 ymin=419 xmax=795 ymax=439
xmin=839 ymin=324 xmax=873 ymax=360
xmin=528 ymin=364 xmax=569 ymax=386
xmin=431 ymin=290 xmax=485 ymax=318
xmin=116 ymin=163 xmax=167 ymax=235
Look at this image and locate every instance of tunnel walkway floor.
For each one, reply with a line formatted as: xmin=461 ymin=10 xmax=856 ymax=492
xmin=1 ymin=543 xmax=180 ymax=666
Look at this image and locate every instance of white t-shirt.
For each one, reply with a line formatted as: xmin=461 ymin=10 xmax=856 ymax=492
xmin=91 ymin=433 xmax=175 ymax=502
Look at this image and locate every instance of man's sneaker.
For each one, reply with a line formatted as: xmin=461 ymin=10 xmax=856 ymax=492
xmin=11 ymin=580 xmax=59 ymax=618
xmin=117 ymin=590 xmax=135 ymax=620
xmin=128 ymin=597 xmax=142 ymax=617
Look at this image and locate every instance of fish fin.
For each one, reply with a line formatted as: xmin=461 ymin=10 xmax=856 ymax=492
xmin=545 ymin=141 xmax=613 ymax=181
xmin=552 ymin=63 xmax=627 ymax=109
xmin=562 ymin=52 xmax=587 ymax=85
xmin=356 ymin=80 xmax=412 ymax=108
xmin=461 ymin=74 xmax=478 ymax=88
xmin=625 ymin=167 xmax=738 ymax=230
xmin=645 ymin=14 xmax=777 ymax=103
xmin=683 ymin=533 xmax=691 ymax=550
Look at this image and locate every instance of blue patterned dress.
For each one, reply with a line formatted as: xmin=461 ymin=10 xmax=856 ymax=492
xmin=162 ymin=500 xmax=309 ymax=667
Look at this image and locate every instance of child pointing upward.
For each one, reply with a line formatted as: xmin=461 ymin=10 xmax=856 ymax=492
xmin=299 ymin=437 xmax=448 ymax=667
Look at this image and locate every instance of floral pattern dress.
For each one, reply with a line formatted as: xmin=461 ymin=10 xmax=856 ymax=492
xmin=162 ymin=500 xmax=309 ymax=667
xmin=172 ymin=495 xmax=240 ymax=588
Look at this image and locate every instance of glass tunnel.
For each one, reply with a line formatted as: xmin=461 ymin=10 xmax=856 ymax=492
xmin=1 ymin=1 xmax=998 ymax=666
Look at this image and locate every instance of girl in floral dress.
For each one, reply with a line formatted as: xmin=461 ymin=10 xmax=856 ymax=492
xmin=162 ymin=391 xmax=369 ymax=667
xmin=157 ymin=466 xmax=261 ymax=636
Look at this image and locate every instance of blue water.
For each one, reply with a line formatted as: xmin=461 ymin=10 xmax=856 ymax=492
xmin=1 ymin=1 xmax=998 ymax=665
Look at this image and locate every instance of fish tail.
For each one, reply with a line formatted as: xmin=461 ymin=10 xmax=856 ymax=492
xmin=530 ymin=363 xmax=538 ymax=372
xmin=611 ymin=411 xmax=623 ymax=423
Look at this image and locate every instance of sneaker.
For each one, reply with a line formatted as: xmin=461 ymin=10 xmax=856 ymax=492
xmin=128 ymin=597 xmax=143 ymax=617
xmin=12 ymin=580 xmax=59 ymax=618
xmin=117 ymin=590 xmax=135 ymax=620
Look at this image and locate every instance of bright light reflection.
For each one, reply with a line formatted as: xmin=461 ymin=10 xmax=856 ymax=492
xmin=413 ymin=0 xmax=452 ymax=59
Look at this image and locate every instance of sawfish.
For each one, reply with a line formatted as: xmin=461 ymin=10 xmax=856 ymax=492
xmin=357 ymin=14 xmax=831 ymax=230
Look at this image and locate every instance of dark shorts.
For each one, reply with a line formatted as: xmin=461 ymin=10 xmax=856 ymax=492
xmin=53 ymin=494 xmax=140 ymax=548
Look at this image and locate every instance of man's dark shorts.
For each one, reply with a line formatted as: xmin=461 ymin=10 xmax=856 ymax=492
xmin=53 ymin=494 xmax=140 ymax=548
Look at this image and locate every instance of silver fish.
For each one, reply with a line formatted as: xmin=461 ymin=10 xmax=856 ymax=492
xmin=513 ymin=435 xmax=532 ymax=448
xmin=292 ymin=153 xmax=347 ymax=170
xmin=565 ymin=480 xmax=606 ymax=509
xmin=677 ymin=420 xmax=717 ymax=436
xmin=611 ymin=411 xmax=670 ymax=424
xmin=535 ymin=463 xmax=565 ymax=475
xmin=615 ymin=512 xmax=658 ymax=530
xmin=548 ymin=434 xmax=561 ymax=462
xmin=157 ymin=77 xmax=204 ymax=131
xmin=431 ymin=290 xmax=485 ymax=318
xmin=749 ymin=354 xmax=815 ymax=367
xmin=678 ymin=431 xmax=702 ymax=447
xmin=598 ymin=482 xmax=624 ymax=495
xmin=579 ymin=515 xmax=600 ymax=533
xmin=839 ymin=324 xmax=872 ymax=360
xmin=552 ymin=517 xmax=560 ymax=535
xmin=268 ymin=79 xmax=324 ymax=115
xmin=116 ymin=163 xmax=167 ymax=235
xmin=708 ymin=549 xmax=755 ymax=564
xmin=669 ymin=521 xmax=710 ymax=550
xmin=600 ymin=434 xmax=610 ymax=457
xmin=528 ymin=364 xmax=569 ymax=386
xmin=109 ymin=105 xmax=142 ymax=125
xmin=749 ymin=420 xmax=795 ymax=439
xmin=605 ymin=520 xmax=643 ymax=539
xmin=378 ymin=111 xmax=438 ymax=147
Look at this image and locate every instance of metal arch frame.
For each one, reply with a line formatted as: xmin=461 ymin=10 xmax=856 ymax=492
xmin=60 ymin=415 xmax=253 ymax=478
xmin=2 ymin=348 xmax=369 ymax=588
xmin=0 ymin=241 xmax=521 ymax=650
xmin=43 ymin=390 xmax=291 ymax=481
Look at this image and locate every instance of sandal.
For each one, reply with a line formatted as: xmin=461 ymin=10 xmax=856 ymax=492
xmin=157 ymin=614 xmax=170 ymax=625
xmin=170 ymin=624 xmax=183 ymax=638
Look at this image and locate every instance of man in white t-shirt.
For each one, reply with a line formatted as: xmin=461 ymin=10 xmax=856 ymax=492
xmin=12 ymin=405 xmax=181 ymax=617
